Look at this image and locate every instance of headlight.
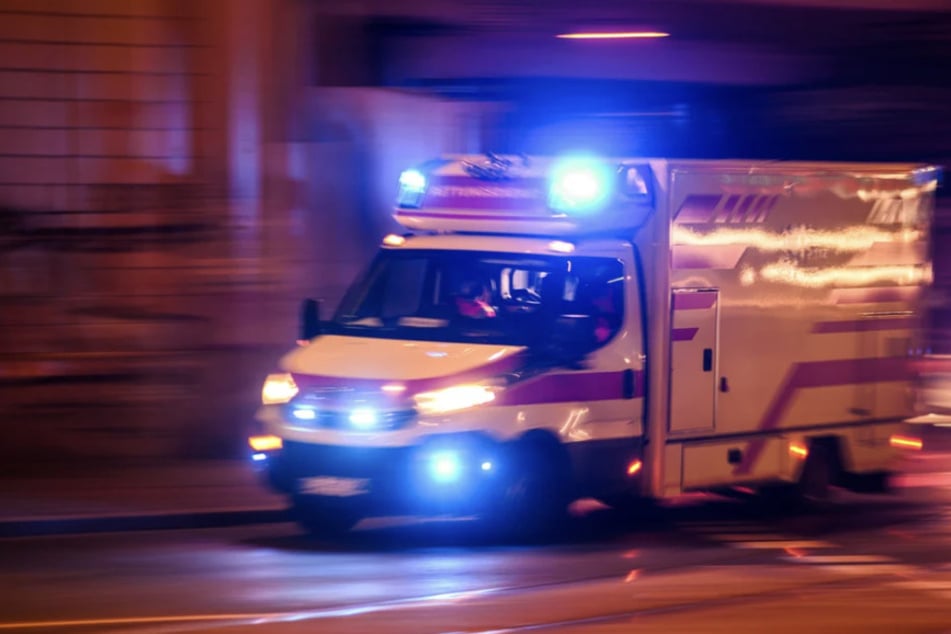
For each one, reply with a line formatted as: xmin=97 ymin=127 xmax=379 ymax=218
xmin=262 ymin=373 xmax=299 ymax=405
xmin=413 ymin=383 xmax=498 ymax=415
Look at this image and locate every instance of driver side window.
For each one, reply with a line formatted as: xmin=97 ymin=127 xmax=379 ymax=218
xmin=565 ymin=261 xmax=625 ymax=346
xmin=379 ymin=258 xmax=427 ymax=319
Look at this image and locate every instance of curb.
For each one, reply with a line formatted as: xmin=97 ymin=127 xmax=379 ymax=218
xmin=0 ymin=507 xmax=290 ymax=539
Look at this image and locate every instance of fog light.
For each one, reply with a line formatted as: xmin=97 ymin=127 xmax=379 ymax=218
xmin=430 ymin=451 xmax=461 ymax=484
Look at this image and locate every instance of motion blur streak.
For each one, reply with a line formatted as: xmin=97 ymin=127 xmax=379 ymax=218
xmin=671 ymin=226 xmax=920 ymax=252
xmin=0 ymin=588 xmax=504 ymax=630
xmin=755 ymin=262 xmax=932 ymax=288
xmin=0 ymin=613 xmax=276 ymax=630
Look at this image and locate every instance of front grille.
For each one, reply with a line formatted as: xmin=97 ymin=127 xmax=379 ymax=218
xmin=285 ymin=387 xmax=417 ymax=431
xmin=279 ymin=442 xmax=416 ymax=505
xmin=286 ymin=407 xmax=416 ymax=431
xmin=282 ymin=442 xmax=409 ymax=478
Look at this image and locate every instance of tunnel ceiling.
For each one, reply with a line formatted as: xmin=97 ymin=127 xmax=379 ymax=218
xmin=315 ymin=0 xmax=951 ymax=51
xmin=311 ymin=0 xmax=951 ymax=88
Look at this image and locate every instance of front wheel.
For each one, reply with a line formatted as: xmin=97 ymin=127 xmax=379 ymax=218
xmin=484 ymin=437 xmax=571 ymax=538
xmin=601 ymin=494 xmax=663 ymax=524
xmin=291 ymin=495 xmax=363 ymax=538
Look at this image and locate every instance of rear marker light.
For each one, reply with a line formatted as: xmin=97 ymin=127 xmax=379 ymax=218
xmin=789 ymin=443 xmax=809 ymax=459
xmin=889 ymin=435 xmax=923 ymax=450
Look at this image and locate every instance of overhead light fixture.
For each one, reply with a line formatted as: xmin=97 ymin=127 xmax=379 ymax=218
xmin=556 ymin=31 xmax=670 ymax=40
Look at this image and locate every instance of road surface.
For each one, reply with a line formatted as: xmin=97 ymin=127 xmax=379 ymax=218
xmin=1 ymin=452 xmax=949 ymax=633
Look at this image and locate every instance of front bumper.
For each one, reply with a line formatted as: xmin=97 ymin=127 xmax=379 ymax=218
xmin=255 ymin=434 xmax=506 ymax=515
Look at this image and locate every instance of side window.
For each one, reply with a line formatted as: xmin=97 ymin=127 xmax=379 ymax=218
xmin=380 ymin=258 xmax=427 ymax=319
xmin=575 ymin=260 xmax=625 ymax=345
xmin=444 ymin=264 xmax=499 ymax=320
xmin=498 ymin=267 xmax=546 ymax=314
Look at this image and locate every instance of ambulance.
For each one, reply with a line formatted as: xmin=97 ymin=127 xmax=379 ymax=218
xmin=250 ymin=153 xmax=939 ymax=535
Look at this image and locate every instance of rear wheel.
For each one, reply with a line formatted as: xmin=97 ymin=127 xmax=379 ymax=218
xmin=760 ymin=442 xmax=837 ymax=511
xmin=845 ymin=471 xmax=892 ymax=494
xmin=291 ymin=495 xmax=363 ymax=538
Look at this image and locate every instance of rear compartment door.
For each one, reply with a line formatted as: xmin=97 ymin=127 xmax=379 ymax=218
xmin=669 ymin=288 xmax=719 ymax=434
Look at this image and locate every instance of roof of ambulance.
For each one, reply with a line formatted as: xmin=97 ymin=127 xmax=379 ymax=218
xmin=663 ymin=159 xmax=935 ymax=173
xmin=437 ymin=155 xmax=936 ymax=175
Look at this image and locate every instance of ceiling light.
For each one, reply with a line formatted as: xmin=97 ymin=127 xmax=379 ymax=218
xmin=556 ymin=31 xmax=670 ymax=40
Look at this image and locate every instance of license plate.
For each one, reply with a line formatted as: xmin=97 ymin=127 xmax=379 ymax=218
xmin=298 ymin=476 xmax=370 ymax=497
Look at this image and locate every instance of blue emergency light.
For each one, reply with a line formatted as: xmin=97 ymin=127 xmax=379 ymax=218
xmin=548 ymin=157 xmax=614 ymax=213
xmin=398 ymin=169 xmax=427 ymax=208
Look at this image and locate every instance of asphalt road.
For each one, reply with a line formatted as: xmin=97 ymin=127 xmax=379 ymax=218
xmin=1 ymin=453 xmax=949 ymax=634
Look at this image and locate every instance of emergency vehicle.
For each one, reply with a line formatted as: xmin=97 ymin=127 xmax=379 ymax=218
xmin=251 ymin=153 xmax=939 ymax=535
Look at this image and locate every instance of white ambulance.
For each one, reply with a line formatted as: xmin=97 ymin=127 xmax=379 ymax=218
xmin=251 ymin=153 xmax=939 ymax=535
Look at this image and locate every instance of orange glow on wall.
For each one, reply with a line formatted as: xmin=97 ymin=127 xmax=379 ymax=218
xmin=627 ymin=459 xmax=643 ymax=476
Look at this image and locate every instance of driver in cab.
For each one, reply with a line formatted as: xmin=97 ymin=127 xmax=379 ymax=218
xmin=454 ymin=277 xmax=497 ymax=319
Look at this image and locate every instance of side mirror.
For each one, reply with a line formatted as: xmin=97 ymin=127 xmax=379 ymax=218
xmin=300 ymin=298 xmax=322 ymax=342
xmin=618 ymin=163 xmax=654 ymax=204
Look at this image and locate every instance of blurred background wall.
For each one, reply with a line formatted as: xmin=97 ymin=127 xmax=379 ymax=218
xmin=0 ymin=0 xmax=948 ymax=464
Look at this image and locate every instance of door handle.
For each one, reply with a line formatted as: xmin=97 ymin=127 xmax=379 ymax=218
xmin=622 ymin=368 xmax=636 ymax=399
xmin=702 ymin=348 xmax=713 ymax=372
xmin=720 ymin=376 xmax=729 ymax=392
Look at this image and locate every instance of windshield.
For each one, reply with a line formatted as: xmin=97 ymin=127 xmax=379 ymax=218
xmin=331 ymin=249 xmax=625 ymax=347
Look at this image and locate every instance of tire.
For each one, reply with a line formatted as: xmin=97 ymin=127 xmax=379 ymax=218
xmin=845 ymin=471 xmax=892 ymax=494
xmin=291 ymin=495 xmax=363 ymax=538
xmin=486 ymin=437 xmax=571 ymax=539
xmin=798 ymin=443 xmax=834 ymax=502
xmin=759 ymin=442 xmax=835 ymax=511
xmin=602 ymin=494 xmax=662 ymax=524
